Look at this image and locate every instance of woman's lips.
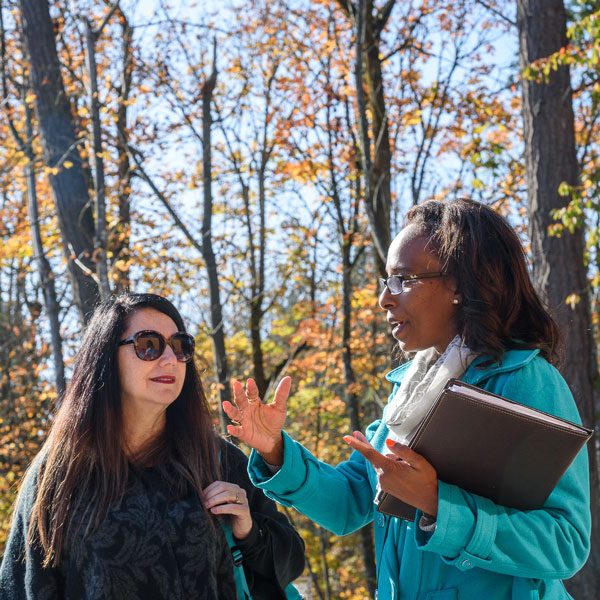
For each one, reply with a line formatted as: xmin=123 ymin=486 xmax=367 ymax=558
xmin=392 ymin=322 xmax=406 ymax=338
xmin=150 ymin=376 xmax=176 ymax=384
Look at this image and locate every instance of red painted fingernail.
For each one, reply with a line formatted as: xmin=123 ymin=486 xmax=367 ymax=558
xmin=385 ymin=438 xmax=395 ymax=448
xmin=342 ymin=435 xmax=353 ymax=443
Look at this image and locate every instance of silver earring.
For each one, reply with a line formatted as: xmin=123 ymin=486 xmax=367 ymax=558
xmin=453 ymin=298 xmax=459 ymax=304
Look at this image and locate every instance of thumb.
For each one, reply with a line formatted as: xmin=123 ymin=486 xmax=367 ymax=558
xmin=273 ymin=376 xmax=291 ymax=407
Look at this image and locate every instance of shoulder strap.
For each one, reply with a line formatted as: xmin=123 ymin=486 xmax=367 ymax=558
xmin=218 ymin=450 xmax=302 ymax=600
xmin=219 ymin=449 xmax=252 ymax=600
xmin=220 ymin=519 xmax=253 ymax=600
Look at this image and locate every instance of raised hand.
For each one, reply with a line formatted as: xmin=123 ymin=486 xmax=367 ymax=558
xmin=203 ymin=480 xmax=252 ymax=539
xmin=343 ymin=431 xmax=439 ymax=517
xmin=223 ymin=377 xmax=291 ymax=465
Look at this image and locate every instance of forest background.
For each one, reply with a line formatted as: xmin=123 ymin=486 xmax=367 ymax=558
xmin=0 ymin=0 xmax=599 ymax=597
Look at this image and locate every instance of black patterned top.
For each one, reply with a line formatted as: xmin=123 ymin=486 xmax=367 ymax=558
xmin=0 ymin=441 xmax=305 ymax=600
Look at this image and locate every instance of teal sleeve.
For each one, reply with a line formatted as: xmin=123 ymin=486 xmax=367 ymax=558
xmin=248 ymin=421 xmax=381 ymax=536
xmin=414 ymin=360 xmax=591 ymax=579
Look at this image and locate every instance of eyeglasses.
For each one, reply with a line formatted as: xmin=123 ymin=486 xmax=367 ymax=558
xmin=118 ymin=330 xmax=195 ymax=362
xmin=378 ymin=272 xmax=444 ymax=295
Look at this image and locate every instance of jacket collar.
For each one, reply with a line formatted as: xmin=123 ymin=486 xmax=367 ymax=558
xmin=385 ymin=347 xmax=540 ymax=388
xmin=385 ymin=361 xmax=412 ymax=385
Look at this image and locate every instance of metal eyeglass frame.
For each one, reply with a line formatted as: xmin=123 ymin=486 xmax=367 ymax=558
xmin=378 ymin=272 xmax=444 ymax=295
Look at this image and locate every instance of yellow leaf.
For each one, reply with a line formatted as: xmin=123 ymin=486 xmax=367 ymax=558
xmin=405 ymin=111 xmax=422 ymax=126
xmin=63 ymin=161 xmax=73 ymax=169
xmin=565 ymin=293 xmax=580 ymax=309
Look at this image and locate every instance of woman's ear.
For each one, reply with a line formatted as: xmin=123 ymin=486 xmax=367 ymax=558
xmin=452 ymin=292 xmax=462 ymax=305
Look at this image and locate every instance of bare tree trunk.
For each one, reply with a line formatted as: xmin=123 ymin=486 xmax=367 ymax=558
xmin=239 ymin=146 xmax=268 ymax=398
xmin=362 ymin=0 xmax=392 ymax=266
xmin=328 ymin=86 xmax=377 ymax=596
xmin=339 ymin=0 xmax=394 ymax=276
xmin=201 ymin=43 xmax=231 ymax=433
xmin=113 ymin=13 xmax=132 ymax=292
xmin=84 ymin=18 xmax=110 ymax=299
xmin=0 ymin=8 xmax=65 ymax=399
xmin=23 ymin=97 xmax=66 ymax=400
xmin=517 ymin=0 xmax=599 ymax=595
xmin=340 ymin=242 xmax=377 ymax=596
xmin=19 ymin=0 xmax=99 ymax=321
xmin=318 ymin=526 xmax=332 ymax=600
xmin=247 ymin=147 xmax=270 ymax=398
xmin=250 ymin=298 xmax=267 ymax=397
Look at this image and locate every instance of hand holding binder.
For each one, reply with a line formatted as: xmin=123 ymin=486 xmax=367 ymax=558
xmin=374 ymin=379 xmax=593 ymax=521
xmin=342 ymin=431 xmax=440 ymax=517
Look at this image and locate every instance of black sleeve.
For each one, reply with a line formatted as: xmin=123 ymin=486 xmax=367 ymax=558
xmin=0 ymin=464 xmax=59 ymax=600
xmin=220 ymin=440 xmax=306 ymax=600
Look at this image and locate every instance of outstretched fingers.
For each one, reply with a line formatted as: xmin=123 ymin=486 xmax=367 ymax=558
xmin=224 ymin=382 xmax=249 ymax=440
xmin=232 ymin=379 xmax=251 ymax=410
xmin=343 ymin=431 xmax=388 ymax=470
xmin=224 ymin=377 xmax=290 ymax=444
xmin=225 ymin=422 xmax=244 ymax=439
xmin=245 ymin=378 xmax=261 ymax=403
xmin=272 ymin=376 xmax=291 ymax=409
xmin=222 ymin=399 xmax=241 ymax=422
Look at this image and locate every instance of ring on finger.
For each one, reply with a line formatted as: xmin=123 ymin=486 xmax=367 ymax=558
xmin=234 ymin=493 xmax=242 ymax=504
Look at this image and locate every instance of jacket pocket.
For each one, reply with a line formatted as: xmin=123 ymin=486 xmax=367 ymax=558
xmin=425 ymin=589 xmax=457 ymax=600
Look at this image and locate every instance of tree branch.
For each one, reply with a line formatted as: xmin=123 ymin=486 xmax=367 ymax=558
xmin=120 ymin=133 xmax=204 ymax=255
xmin=264 ymin=340 xmax=309 ymax=399
xmin=375 ymin=0 xmax=396 ymax=34
xmin=474 ymin=0 xmax=516 ymax=27
xmin=335 ymin=0 xmax=355 ymax=18
xmin=96 ymin=0 xmax=121 ymax=39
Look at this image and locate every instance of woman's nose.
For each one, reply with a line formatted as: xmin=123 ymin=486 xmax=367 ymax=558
xmin=159 ymin=343 xmax=178 ymax=365
xmin=378 ymin=286 xmax=396 ymax=311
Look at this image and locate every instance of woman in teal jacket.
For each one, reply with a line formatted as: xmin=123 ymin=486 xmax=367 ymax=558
xmin=224 ymin=198 xmax=591 ymax=599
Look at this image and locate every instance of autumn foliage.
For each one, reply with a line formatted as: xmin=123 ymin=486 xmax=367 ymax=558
xmin=0 ymin=0 xmax=599 ymax=596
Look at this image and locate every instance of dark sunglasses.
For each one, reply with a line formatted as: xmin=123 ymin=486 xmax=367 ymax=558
xmin=118 ymin=330 xmax=195 ymax=362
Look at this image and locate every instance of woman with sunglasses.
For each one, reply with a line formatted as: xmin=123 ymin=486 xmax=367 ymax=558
xmin=0 ymin=292 xmax=305 ymax=600
xmin=225 ymin=199 xmax=591 ymax=599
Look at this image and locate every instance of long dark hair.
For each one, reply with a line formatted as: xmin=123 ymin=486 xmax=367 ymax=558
xmin=405 ymin=198 xmax=562 ymax=365
xmin=27 ymin=293 xmax=221 ymax=567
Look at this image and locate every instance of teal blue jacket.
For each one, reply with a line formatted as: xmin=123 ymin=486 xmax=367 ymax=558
xmin=248 ymin=349 xmax=591 ymax=599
